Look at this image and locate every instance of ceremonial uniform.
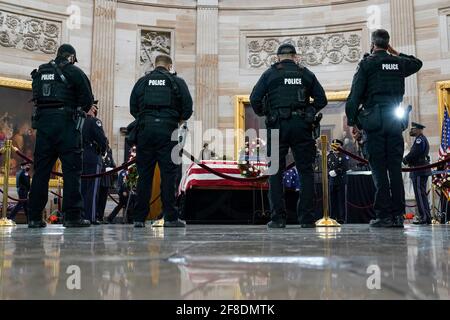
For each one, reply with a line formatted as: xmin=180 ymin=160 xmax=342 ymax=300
xmin=346 ymin=37 xmax=422 ymax=228
xmin=130 ymin=64 xmax=193 ymax=227
xmin=328 ymin=141 xmax=349 ymax=224
xmin=250 ymin=44 xmax=328 ymax=228
xmin=28 ymin=44 xmax=94 ymax=228
xmin=403 ymin=123 xmax=432 ymax=224
xmin=9 ymin=165 xmax=31 ymax=221
xmin=81 ymin=115 xmax=108 ymax=223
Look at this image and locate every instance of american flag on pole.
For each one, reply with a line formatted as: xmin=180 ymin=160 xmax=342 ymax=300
xmin=433 ymin=106 xmax=450 ymax=197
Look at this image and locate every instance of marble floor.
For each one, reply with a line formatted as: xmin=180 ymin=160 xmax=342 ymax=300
xmin=0 ymin=224 xmax=449 ymax=300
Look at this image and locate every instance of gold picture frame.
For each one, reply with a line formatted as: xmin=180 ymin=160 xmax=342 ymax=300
xmin=234 ymin=91 xmax=350 ymax=158
xmin=437 ymin=80 xmax=450 ymax=128
xmin=0 ymin=76 xmax=60 ymax=187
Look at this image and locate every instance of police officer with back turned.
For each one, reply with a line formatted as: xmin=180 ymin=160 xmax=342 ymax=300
xmin=250 ymin=44 xmax=328 ymax=229
xmin=346 ymin=29 xmax=423 ymax=228
xmin=28 ymin=44 xmax=94 ymax=228
xmin=130 ymin=55 xmax=193 ymax=228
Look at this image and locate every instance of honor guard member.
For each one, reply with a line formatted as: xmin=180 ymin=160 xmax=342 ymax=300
xmin=403 ymin=122 xmax=432 ymax=225
xmin=81 ymin=102 xmax=108 ymax=224
xmin=130 ymin=54 xmax=193 ymax=228
xmin=250 ymin=44 xmax=328 ymax=229
xmin=8 ymin=162 xmax=31 ymax=222
xmin=346 ymin=29 xmax=423 ymax=228
xmin=328 ymin=139 xmax=349 ymax=224
xmin=28 ymin=44 xmax=94 ymax=228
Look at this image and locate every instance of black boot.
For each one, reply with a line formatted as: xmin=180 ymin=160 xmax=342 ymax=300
xmin=63 ymin=219 xmax=91 ymax=228
xmin=392 ymin=216 xmax=405 ymax=228
xmin=370 ymin=217 xmax=393 ymax=228
xmin=28 ymin=220 xmax=47 ymax=228
xmin=267 ymin=220 xmax=286 ymax=229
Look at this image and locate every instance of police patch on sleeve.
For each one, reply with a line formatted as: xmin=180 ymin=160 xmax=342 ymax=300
xmin=416 ymin=138 xmax=422 ymax=144
xmin=96 ymin=120 xmax=102 ymax=127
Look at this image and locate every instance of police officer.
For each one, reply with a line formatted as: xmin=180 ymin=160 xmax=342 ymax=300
xmin=130 ymin=54 xmax=193 ymax=228
xmin=250 ymin=44 xmax=328 ymax=229
xmin=28 ymin=44 xmax=94 ymax=228
xmin=346 ymin=29 xmax=423 ymax=228
xmin=81 ymin=101 xmax=108 ymax=224
xmin=328 ymin=139 xmax=349 ymax=224
xmin=403 ymin=122 xmax=432 ymax=225
xmin=8 ymin=162 xmax=31 ymax=222
xmin=97 ymin=146 xmax=116 ymax=223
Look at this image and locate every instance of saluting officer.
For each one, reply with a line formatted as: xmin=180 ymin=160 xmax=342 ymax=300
xmin=403 ymin=122 xmax=432 ymax=225
xmin=81 ymin=102 xmax=108 ymax=224
xmin=28 ymin=44 xmax=94 ymax=228
xmin=346 ymin=29 xmax=423 ymax=228
xmin=250 ymin=44 xmax=328 ymax=229
xmin=130 ymin=55 xmax=193 ymax=228
xmin=328 ymin=139 xmax=349 ymax=224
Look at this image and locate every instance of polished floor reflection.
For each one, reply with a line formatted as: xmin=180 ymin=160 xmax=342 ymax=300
xmin=0 ymin=225 xmax=449 ymax=300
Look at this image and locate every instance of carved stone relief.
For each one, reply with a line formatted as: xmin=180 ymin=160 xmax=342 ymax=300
xmin=246 ymin=31 xmax=362 ymax=69
xmin=139 ymin=30 xmax=171 ymax=76
xmin=0 ymin=9 xmax=61 ymax=54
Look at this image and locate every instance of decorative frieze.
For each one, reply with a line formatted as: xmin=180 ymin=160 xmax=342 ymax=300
xmin=0 ymin=9 xmax=61 ymax=54
xmin=139 ymin=30 xmax=172 ymax=76
xmin=246 ymin=31 xmax=362 ymax=69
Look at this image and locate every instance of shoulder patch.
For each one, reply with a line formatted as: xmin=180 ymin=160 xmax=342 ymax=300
xmin=416 ymin=138 xmax=422 ymax=144
xmin=96 ymin=120 xmax=102 ymax=127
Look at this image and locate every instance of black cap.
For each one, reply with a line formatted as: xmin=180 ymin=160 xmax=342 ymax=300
xmin=332 ymin=139 xmax=344 ymax=146
xmin=277 ymin=44 xmax=297 ymax=55
xmin=20 ymin=162 xmax=29 ymax=167
xmin=412 ymin=122 xmax=426 ymax=130
xmin=57 ymin=44 xmax=78 ymax=62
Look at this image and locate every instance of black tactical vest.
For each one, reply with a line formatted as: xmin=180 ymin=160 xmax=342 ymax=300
xmin=143 ymin=69 xmax=181 ymax=112
xmin=366 ymin=54 xmax=405 ymax=106
xmin=267 ymin=63 xmax=309 ymax=110
xmin=32 ymin=61 xmax=76 ymax=107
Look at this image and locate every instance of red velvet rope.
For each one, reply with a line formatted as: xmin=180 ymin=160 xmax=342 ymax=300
xmin=336 ymin=147 xmax=450 ymax=172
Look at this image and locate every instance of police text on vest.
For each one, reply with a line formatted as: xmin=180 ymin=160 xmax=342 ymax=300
xmin=148 ymin=80 xmax=166 ymax=86
xmin=41 ymin=74 xmax=55 ymax=81
xmin=284 ymin=78 xmax=302 ymax=85
xmin=382 ymin=64 xmax=399 ymax=71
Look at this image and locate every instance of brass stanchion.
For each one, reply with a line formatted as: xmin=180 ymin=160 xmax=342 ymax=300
xmin=0 ymin=140 xmax=16 ymax=227
xmin=316 ymin=135 xmax=340 ymax=227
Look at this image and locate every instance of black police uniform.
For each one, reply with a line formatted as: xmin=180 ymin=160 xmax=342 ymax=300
xmin=328 ymin=149 xmax=349 ymax=224
xmin=403 ymin=129 xmax=432 ymax=224
xmin=250 ymin=55 xmax=328 ymax=227
xmin=97 ymin=147 xmax=116 ymax=222
xmin=28 ymin=54 xmax=94 ymax=226
xmin=9 ymin=167 xmax=31 ymax=221
xmin=346 ymin=50 xmax=422 ymax=226
xmin=130 ymin=66 xmax=193 ymax=224
xmin=81 ymin=115 xmax=108 ymax=223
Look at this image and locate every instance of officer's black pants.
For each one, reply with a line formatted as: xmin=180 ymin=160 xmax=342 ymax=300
xmin=81 ymin=162 xmax=101 ymax=222
xmin=133 ymin=118 xmax=178 ymax=223
xmin=330 ymin=183 xmax=346 ymax=223
xmin=28 ymin=110 xmax=84 ymax=222
xmin=412 ymin=175 xmax=431 ymax=223
xmin=366 ymin=108 xmax=405 ymax=219
xmin=268 ymin=116 xmax=316 ymax=224
xmin=97 ymin=185 xmax=109 ymax=220
xmin=9 ymin=189 xmax=29 ymax=221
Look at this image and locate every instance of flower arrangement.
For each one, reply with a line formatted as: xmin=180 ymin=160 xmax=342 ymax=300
xmin=238 ymin=138 xmax=267 ymax=178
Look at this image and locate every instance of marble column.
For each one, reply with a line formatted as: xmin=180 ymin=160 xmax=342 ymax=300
xmin=91 ymin=0 xmax=117 ymax=141
xmin=196 ymin=0 xmax=219 ymax=131
xmin=390 ymin=0 xmax=420 ymax=122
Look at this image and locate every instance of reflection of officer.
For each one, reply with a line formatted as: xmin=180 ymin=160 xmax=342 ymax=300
xmin=403 ymin=122 xmax=432 ymax=225
xmin=29 ymin=44 xmax=94 ymax=228
xmin=328 ymin=140 xmax=349 ymax=224
xmin=9 ymin=162 xmax=31 ymax=222
xmin=250 ymin=44 xmax=328 ymax=229
xmin=81 ymin=102 xmax=108 ymax=224
xmin=130 ymin=55 xmax=193 ymax=228
xmin=346 ymin=29 xmax=423 ymax=228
